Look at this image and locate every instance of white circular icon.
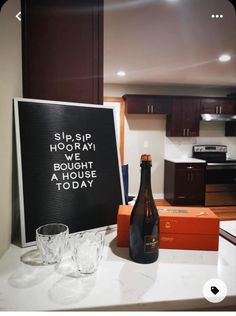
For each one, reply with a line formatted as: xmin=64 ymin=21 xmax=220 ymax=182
xmin=203 ymin=278 xmax=227 ymax=303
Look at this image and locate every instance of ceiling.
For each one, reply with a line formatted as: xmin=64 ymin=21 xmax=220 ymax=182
xmin=104 ymin=0 xmax=236 ymax=88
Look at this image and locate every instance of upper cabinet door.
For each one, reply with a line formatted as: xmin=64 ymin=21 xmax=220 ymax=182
xmin=123 ymin=95 xmax=171 ymax=114
xmin=200 ymin=98 xmax=236 ymax=114
xmin=22 ymin=0 xmax=103 ymax=104
xmin=166 ymin=97 xmax=200 ymax=137
xmin=182 ymin=98 xmax=201 ymax=137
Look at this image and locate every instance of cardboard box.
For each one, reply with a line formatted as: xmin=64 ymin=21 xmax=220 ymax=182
xmin=117 ymin=205 xmax=219 ymax=251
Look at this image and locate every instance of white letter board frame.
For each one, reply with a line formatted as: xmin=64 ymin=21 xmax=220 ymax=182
xmin=14 ymin=97 xmax=125 ymax=247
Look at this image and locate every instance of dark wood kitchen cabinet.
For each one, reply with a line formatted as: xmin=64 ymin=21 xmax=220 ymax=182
xmin=21 ymin=0 xmax=103 ymax=104
xmin=123 ymin=95 xmax=171 ymax=114
xmin=166 ymin=97 xmax=201 ymax=137
xmin=225 ymin=121 xmax=236 ymax=136
xmin=200 ymin=98 xmax=236 ymax=114
xmin=164 ymin=160 xmax=206 ymax=205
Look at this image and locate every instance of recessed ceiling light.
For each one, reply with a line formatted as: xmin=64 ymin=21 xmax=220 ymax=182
xmin=117 ymin=70 xmax=126 ymax=77
xmin=218 ymin=54 xmax=231 ymax=62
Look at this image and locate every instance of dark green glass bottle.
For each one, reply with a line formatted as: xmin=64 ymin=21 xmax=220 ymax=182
xmin=129 ymin=154 xmax=159 ymax=263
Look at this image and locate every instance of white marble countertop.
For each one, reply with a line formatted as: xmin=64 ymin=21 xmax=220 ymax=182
xmin=165 ymin=158 xmax=206 ymax=163
xmin=0 ymin=227 xmax=236 ymax=311
xmin=220 ymin=221 xmax=236 ymax=237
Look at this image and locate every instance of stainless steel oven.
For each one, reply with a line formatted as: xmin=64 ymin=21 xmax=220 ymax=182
xmin=193 ymin=145 xmax=236 ymax=206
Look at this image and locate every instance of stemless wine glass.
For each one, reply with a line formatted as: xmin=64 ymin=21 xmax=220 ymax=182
xmin=71 ymin=230 xmax=105 ymax=275
xmin=36 ymin=223 xmax=69 ymax=265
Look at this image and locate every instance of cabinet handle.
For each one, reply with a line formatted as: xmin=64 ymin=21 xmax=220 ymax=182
xmin=187 ymin=171 xmax=193 ymax=181
xmin=184 ymin=128 xmax=190 ymax=136
xmin=147 ymin=105 xmax=154 ymax=113
xmin=187 ymin=166 xmax=193 ymax=169
xmin=183 ymin=128 xmax=185 ymax=136
xmin=220 ymin=106 xmax=222 ymax=114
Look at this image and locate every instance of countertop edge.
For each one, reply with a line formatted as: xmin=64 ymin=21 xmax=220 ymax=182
xmin=66 ymin=297 xmax=236 ymax=311
xmin=164 ymin=158 xmax=206 ymax=163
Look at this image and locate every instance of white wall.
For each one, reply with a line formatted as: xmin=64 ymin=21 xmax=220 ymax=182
xmin=0 ymin=0 xmax=22 ymax=256
xmin=105 ymin=84 xmax=236 ymax=198
xmin=125 ymin=114 xmax=166 ymax=198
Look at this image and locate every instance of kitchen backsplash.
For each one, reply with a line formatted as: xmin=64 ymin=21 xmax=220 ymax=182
xmin=165 ymin=121 xmax=236 ymax=159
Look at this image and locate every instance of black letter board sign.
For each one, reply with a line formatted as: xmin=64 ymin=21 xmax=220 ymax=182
xmin=14 ymin=98 xmax=124 ymax=246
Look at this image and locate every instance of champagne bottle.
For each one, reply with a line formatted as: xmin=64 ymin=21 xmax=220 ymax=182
xmin=129 ymin=154 xmax=159 ymax=263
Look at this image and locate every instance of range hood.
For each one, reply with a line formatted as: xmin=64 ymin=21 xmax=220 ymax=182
xmin=201 ymin=114 xmax=236 ymax=122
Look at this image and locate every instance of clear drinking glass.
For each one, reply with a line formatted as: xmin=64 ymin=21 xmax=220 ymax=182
xmin=36 ymin=223 xmax=69 ymax=264
xmin=71 ymin=230 xmax=105 ymax=275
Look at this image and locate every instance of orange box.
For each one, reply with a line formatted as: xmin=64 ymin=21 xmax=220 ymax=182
xmin=117 ymin=205 xmax=219 ymax=251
